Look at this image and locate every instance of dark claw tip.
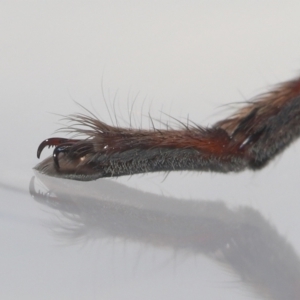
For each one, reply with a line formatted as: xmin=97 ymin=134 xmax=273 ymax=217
xmin=37 ymin=138 xmax=71 ymax=159
xmin=52 ymin=143 xmax=74 ymax=169
xmin=53 ymin=147 xmax=60 ymax=168
xmin=37 ymin=139 xmax=50 ymax=159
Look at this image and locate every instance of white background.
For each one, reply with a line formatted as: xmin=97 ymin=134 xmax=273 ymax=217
xmin=1 ymin=1 xmax=300 ymax=299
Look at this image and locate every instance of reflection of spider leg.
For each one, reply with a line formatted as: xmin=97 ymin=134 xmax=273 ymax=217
xmin=30 ymin=173 xmax=300 ymax=300
xmin=35 ymin=77 xmax=300 ymax=180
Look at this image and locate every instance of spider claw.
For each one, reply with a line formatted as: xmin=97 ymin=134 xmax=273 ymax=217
xmin=53 ymin=143 xmax=75 ymax=168
xmin=37 ymin=138 xmax=80 ymax=159
xmin=37 ymin=138 xmax=68 ymax=158
xmin=37 ymin=139 xmax=49 ymax=158
xmin=53 ymin=147 xmax=60 ymax=168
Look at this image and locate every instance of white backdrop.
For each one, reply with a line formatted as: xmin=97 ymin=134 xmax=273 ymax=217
xmin=1 ymin=1 xmax=300 ymax=299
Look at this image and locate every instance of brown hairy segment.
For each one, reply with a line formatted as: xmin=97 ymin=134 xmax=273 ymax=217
xmin=35 ymin=77 xmax=300 ymax=181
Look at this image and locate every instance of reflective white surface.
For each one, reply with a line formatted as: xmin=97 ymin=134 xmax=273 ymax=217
xmin=1 ymin=2 xmax=300 ymax=299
